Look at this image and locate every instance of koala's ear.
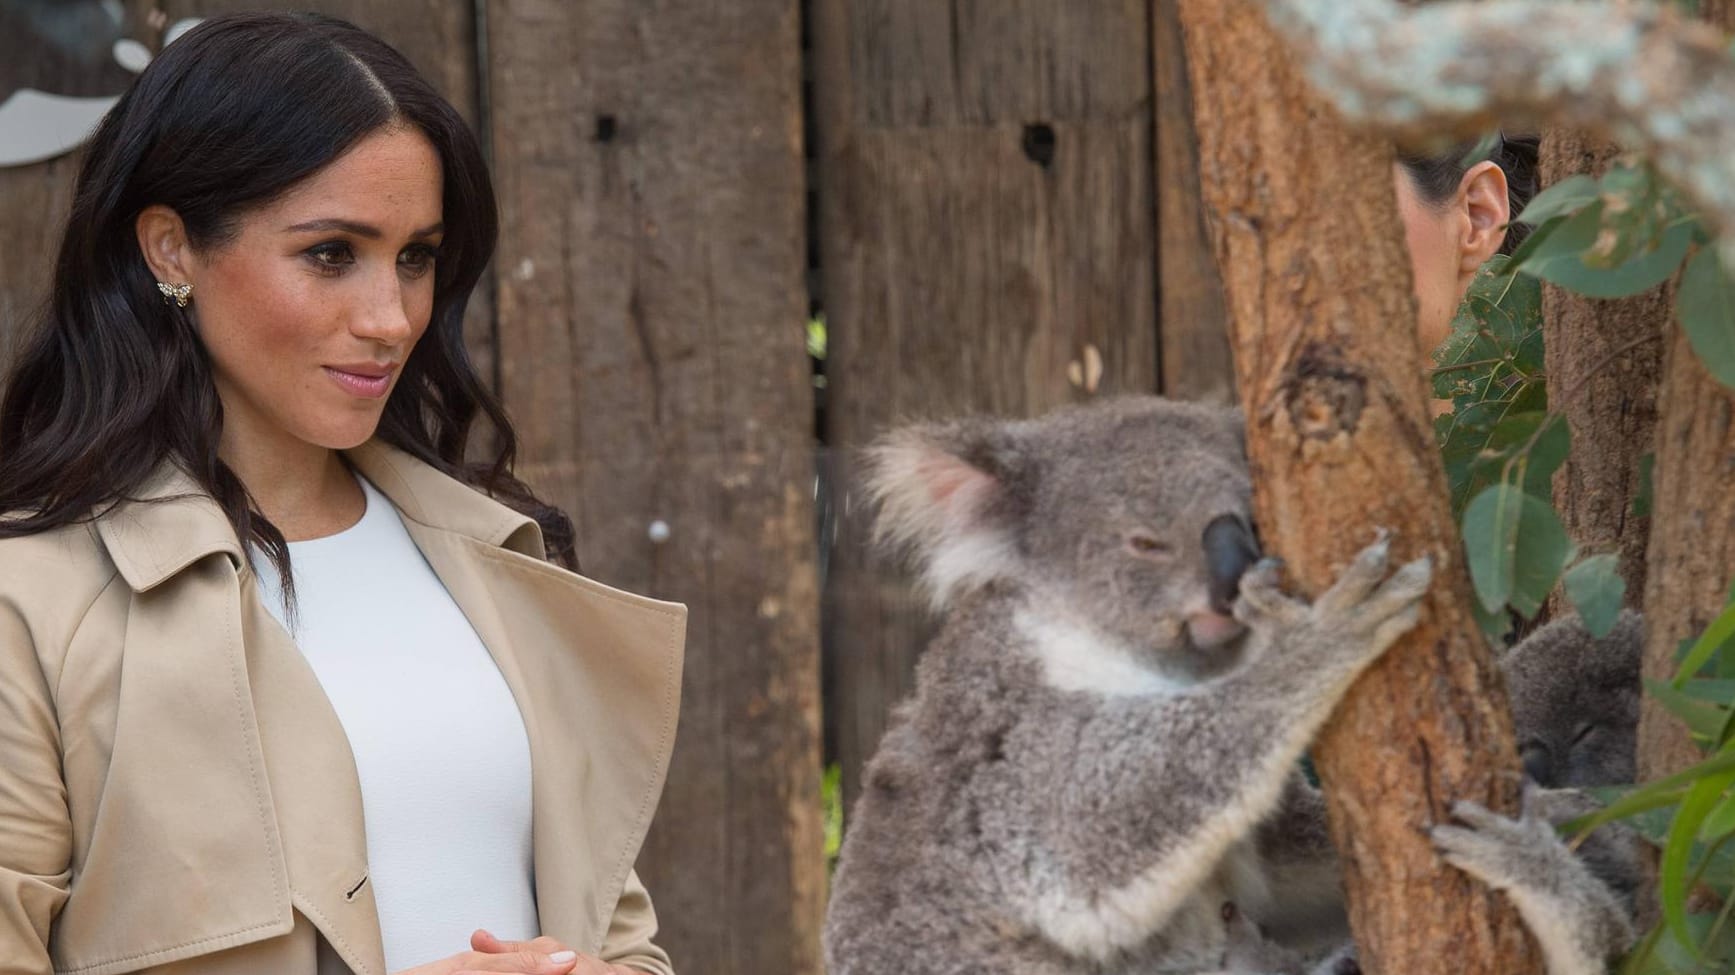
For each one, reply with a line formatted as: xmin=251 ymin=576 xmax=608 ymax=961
xmin=863 ymin=418 xmax=1026 ymax=607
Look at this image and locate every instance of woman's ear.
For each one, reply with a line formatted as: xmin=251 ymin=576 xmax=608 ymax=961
xmin=1457 ymin=160 xmax=1510 ymax=274
xmin=134 ymin=205 xmax=196 ymax=286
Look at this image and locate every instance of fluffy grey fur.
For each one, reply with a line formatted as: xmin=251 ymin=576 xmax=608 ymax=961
xmin=1503 ymin=611 xmax=1643 ymax=790
xmin=1433 ymin=790 xmax=1638 ymax=975
xmin=823 ymin=397 xmax=1430 ymax=975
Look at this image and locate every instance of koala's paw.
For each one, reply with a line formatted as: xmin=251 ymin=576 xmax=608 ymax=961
xmin=1434 ymin=792 xmax=1638 ymax=965
xmin=1314 ymin=533 xmax=1432 ymax=646
xmin=1431 ymin=798 xmax=1563 ymax=894
xmin=1241 ymin=533 xmax=1431 ymax=671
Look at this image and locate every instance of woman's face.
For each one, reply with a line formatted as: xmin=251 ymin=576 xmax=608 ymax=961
xmin=142 ymin=125 xmax=444 ymax=461
xmin=1393 ymin=160 xmax=1510 ymax=359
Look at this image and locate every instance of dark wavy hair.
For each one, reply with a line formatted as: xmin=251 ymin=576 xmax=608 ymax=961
xmin=0 ymin=11 xmax=577 ymax=604
xmin=1397 ymin=132 xmax=1541 ymax=256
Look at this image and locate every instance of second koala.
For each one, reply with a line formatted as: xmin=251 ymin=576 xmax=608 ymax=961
xmin=822 ymin=397 xmax=1431 ymax=974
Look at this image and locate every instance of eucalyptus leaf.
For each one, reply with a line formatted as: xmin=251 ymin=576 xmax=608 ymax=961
xmin=1677 ymin=246 xmax=1735 ymax=390
xmin=1516 ymin=174 xmax=1600 ymax=226
xmin=1522 ymin=205 xmax=1693 ymax=299
xmin=1564 ymin=554 xmax=1626 ymax=638
xmin=1462 ymin=484 xmax=1570 ymax=617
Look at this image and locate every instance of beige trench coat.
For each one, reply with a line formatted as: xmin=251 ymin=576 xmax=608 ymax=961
xmin=0 ymin=440 xmax=686 ymax=975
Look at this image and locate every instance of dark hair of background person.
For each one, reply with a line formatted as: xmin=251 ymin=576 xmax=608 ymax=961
xmin=0 ymin=11 xmax=578 ymax=611
xmin=1397 ymin=132 xmax=1541 ymax=256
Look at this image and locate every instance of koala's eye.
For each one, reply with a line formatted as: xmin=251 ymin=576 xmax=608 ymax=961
xmin=1570 ymin=724 xmax=1597 ymax=747
xmin=1127 ymin=534 xmax=1174 ymax=557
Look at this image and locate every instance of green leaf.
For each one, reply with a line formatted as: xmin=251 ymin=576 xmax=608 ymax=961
xmin=1564 ymin=554 xmax=1626 ymax=637
xmin=1462 ymin=484 xmax=1572 ymax=617
xmin=1664 ymin=768 xmax=1735 ymax=951
xmin=1702 ymin=791 xmax=1735 ymax=844
xmin=1677 ymin=246 xmax=1735 ymax=390
xmin=1464 ymin=484 xmax=1522 ymax=612
xmin=1506 ymin=215 xmax=1567 ymax=274
xmin=1516 ymin=174 xmax=1600 ymax=227
xmin=1676 ymin=603 xmax=1735 ymax=690
xmin=1647 ymin=679 xmax=1730 ymax=743
xmin=1521 ymin=203 xmax=1694 ymax=299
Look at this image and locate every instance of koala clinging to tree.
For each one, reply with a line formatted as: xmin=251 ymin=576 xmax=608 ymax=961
xmin=822 ymin=396 xmax=1432 ymax=975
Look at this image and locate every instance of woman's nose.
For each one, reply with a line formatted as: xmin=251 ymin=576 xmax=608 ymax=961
xmin=351 ymin=272 xmax=415 ymax=345
xmin=1202 ymin=513 xmax=1261 ymax=615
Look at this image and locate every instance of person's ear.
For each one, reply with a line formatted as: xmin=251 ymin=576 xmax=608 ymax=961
xmin=134 ymin=205 xmax=197 ymax=287
xmin=1457 ymin=160 xmax=1510 ymax=274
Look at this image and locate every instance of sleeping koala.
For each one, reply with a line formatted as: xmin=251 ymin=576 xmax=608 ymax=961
xmin=822 ymin=396 xmax=1430 ymax=975
xmin=1504 ymin=611 xmax=1643 ymax=791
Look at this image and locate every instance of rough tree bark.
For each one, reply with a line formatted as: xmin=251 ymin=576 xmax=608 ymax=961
xmin=1176 ymin=4 xmax=1542 ymax=975
xmin=1637 ymin=0 xmax=1735 ymax=788
xmin=1540 ymin=132 xmax=1664 ymax=611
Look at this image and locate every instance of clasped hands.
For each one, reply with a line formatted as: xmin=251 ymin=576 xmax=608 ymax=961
xmin=394 ymin=929 xmax=642 ymax=975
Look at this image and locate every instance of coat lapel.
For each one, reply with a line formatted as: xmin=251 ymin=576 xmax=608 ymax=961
xmin=90 ymin=460 xmax=389 ymax=975
xmin=241 ymin=580 xmax=389 ymax=975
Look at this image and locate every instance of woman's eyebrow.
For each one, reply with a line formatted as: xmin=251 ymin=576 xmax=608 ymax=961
xmin=282 ymin=218 xmax=444 ymax=239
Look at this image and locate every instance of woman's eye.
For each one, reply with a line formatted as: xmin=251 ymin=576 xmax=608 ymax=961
xmin=1128 ymin=534 xmax=1174 ymax=556
xmin=305 ymin=241 xmax=355 ymax=272
xmin=398 ymin=244 xmax=438 ymax=277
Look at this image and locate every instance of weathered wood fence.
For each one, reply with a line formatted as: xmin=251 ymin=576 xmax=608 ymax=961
xmin=0 ymin=1 xmax=1231 ymax=971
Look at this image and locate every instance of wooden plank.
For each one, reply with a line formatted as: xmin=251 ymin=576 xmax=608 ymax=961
xmin=0 ymin=2 xmax=143 ymax=369
xmin=811 ymin=0 xmax=1158 ymax=818
xmin=158 ymin=0 xmax=496 ymax=416
xmin=1152 ymin=0 xmax=1234 ymax=401
xmin=483 ymin=2 xmax=822 ymax=973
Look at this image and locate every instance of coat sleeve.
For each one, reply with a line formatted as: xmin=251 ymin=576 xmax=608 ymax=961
xmin=0 ymin=594 xmax=73 ymax=975
xmin=598 ymin=868 xmax=674 ymax=975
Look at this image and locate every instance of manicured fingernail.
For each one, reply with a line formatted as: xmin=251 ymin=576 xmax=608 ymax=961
xmin=551 ymin=951 xmax=577 ymax=964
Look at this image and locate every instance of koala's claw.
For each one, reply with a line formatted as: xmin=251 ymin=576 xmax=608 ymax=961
xmin=1232 ymin=558 xmax=1306 ymax=626
xmin=1316 ymin=536 xmax=1393 ymax=617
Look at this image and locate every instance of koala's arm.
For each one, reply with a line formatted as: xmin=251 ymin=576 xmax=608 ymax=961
xmin=1433 ymin=797 xmax=1636 ymax=975
xmin=1021 ymin=540 xmax=1429 ymax=960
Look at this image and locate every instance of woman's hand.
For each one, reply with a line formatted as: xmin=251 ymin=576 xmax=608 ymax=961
xmin=389 ymin=931 xmax=578 ymax=975
xmin=469 ymin=929 xmax=643 ymax=975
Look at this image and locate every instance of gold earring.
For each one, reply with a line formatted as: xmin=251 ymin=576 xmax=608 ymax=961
xmin=157 ymin=281 xmax=192 ymax=308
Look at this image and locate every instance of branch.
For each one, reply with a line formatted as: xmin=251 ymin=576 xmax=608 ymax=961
xmin=1260 ymin=0 xmax=1735 ymax=266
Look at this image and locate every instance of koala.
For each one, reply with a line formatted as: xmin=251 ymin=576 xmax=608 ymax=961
xmin=821 ymin=396 xmax=1431 ymax=975
xmin=1503 ymin=611 xmax=1643 ymax=791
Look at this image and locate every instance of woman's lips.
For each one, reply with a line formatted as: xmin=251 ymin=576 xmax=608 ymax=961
xmin=324 ymin=365 xmax=392 ymax=399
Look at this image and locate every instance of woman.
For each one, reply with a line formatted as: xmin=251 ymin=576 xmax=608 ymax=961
xmin=1394 ymin=133 xmax=1539 ymax=357
xmin=0 ymin=13 xmax=682 ymax=975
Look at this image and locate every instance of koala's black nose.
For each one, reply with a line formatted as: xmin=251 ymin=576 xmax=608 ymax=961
xmin=1203 ymin=514 xmax=1261 ymax=615
xmin=1520 ymin=743 xmax=1554 ymax=788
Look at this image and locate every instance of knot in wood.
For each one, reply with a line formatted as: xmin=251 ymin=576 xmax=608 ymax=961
xmin=1284 ymin=343 xmax=1367 ymax=440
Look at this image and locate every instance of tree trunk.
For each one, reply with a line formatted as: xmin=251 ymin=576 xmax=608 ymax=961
xmin=1176 ymin=3 xmax=1542 ymax=974
xmin=1635 ymin=0 xmax=1735 ymax=789
xmin=1540 ymin=133 xmax=1664 ymax=612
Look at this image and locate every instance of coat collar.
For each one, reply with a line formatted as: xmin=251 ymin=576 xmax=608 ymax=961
xmin=95 ymin=438 xmax=545 ymax=591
